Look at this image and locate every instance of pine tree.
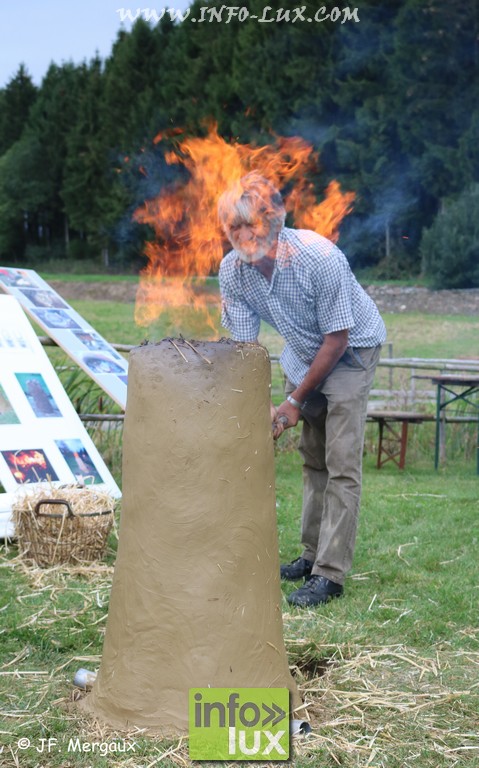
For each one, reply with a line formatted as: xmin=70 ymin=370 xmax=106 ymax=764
xmin=102 ymin=19 xmax=166 ymax=150
xmin=326 ymin=1 xmax=411 ymax=269
xmin=0 ymin=64 xmax=37 ymax=154
xmin=392 ymin=0 xmax=479 ymax=201
xmin=61 ymin=58 xmax=118 ymax=260
xmin=421 ymin=185 xmax=479 ymax=288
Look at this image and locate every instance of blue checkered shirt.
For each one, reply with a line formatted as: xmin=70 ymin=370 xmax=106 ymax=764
xmin=219 ymin=227 xmax=386 ymax=386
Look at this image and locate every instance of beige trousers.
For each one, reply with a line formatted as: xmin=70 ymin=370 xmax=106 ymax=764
xmin=285 ymin=346 xmax=381 ymax=585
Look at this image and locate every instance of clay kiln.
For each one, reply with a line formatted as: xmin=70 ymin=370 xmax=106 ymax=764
xmin=82 ymin=338 xmax=300 ymax=734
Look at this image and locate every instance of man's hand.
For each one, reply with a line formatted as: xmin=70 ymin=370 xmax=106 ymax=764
xmin=272 ymin=414 xmax=288 ymax=440
xmin=272 ymin=399 xmax=301 ymax=440
xmin=271 ymin=402 xmax=284 ymax=440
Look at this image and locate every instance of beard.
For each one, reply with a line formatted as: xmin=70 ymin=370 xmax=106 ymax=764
xmin=233 ymin=229 xmax=278 ymax=263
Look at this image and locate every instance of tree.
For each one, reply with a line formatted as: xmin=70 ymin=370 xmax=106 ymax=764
xmin=61 ymin=58 xmax=121 ymax=261
xmin=102 ymin=19 xmax=167 ymax=149
xmin=0 ymin=134 xmax=54 ymax=259
xmin=22 ymin=62 xmax=87 ymax=251
xmin=0 ymin=65 xmax=37 ymax=155
xmin=151 ymin=0 xmax=242 ymax=134
xmin=391 ymin=0 xmax=479 ymax=203
xmin=421 ymin=185 xmax=479 ymax=288
xmin=231 ymin=0 xmax=337 ymax=138
xmin=327 ymin=0 xmax=414 ymax=269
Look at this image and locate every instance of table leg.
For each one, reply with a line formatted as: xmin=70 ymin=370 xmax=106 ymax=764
xmin=399 ymin=421 xmax=409 ymax=470
xmin=435 ymin=384 xmax=441 ymax=470
xmin=377 ymin=419 xmax=384 ymax=469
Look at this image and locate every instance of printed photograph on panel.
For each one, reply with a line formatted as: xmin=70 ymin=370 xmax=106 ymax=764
xmin=31 ymin=308 xmax=82 ymax=330
xmin=19 ymin=288 xmax=69 ymax=310
xmin=0 ymin=384 xmax=20 ymax=425
xmin=1 ymin=448 xmax=59 ymax=484
xmin=55 ymin=439 xmax=103 ymax=484
xmin=0 ymin=267 xmax=36 ymax=288
xmin=15 ymin=373 xmax=62 ymax=418
xmin=82 ymin=355 xmax=126 ymax=374
xmin=72 ymin=331 xmax=123 ymax=360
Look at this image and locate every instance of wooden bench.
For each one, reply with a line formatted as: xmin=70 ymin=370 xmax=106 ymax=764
xmin=367 ymin=411 xmax=434 ymax=470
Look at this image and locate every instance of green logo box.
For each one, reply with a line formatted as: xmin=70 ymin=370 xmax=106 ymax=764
xmin=189 ymin=687 xmax=290 ymax=761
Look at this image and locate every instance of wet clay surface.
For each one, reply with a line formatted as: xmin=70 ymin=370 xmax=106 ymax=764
xmin=82 ymin=339 xmax=300 ymax=734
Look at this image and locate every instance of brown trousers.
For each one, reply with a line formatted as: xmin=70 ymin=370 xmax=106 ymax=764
xmin=285 ymin=346 xmax=381 ymax=585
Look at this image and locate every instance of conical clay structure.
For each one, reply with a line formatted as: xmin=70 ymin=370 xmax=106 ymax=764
xmin=82 ymin=339 xmax=301 ymax=734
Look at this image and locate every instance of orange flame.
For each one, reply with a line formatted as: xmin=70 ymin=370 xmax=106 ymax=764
xmin=5 ymin=449 xmax=48 ymax=483
xmin=134 ymin=125 xmax=355 ymax=330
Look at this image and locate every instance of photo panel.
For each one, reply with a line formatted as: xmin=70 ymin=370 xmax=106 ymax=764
xmin=0 ymin=295 xmax=121 ymax=537
xmin=0 ymin=268 xmax=128 ymax=410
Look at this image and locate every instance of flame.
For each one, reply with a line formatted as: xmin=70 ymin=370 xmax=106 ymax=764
xmin=134 ymin=125 xmax=355 ymax=331
xmin=5 ymin=449 xmax=48 ymax=483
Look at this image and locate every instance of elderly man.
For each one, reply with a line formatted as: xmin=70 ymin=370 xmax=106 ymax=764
xmin=218 ymin=172 xmax=386 ymax=607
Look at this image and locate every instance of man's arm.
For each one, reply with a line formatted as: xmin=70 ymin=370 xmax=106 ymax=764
xmin=274 ymin=329 xmax=349 ymax=436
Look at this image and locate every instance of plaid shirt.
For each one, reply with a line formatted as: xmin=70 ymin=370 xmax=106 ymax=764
xmin=219 ymin=227 xmax=386 ymax=386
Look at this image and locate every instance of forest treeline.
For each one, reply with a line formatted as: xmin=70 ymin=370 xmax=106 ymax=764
xmin=0 ymin=0 xmax=478 ymax=287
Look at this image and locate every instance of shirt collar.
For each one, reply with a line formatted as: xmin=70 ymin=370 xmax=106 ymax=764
xmin=275 ymin=228 xmax=292 ymax=269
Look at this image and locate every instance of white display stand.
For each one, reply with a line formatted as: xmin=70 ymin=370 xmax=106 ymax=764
xmin=0 ymin=267 xmax=127 ymax=409
xmin=0 ymin=296 xmax=121 ymax=538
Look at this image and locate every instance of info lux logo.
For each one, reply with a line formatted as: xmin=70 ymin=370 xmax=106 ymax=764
xmin=189 ymin=688 xmax=290 ymax=760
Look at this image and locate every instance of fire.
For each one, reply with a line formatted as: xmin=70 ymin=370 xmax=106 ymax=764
xmin=4 ymin=449 xmax=48 ymax=483
xmin=134 ymin=125 xmax=355 ymax=330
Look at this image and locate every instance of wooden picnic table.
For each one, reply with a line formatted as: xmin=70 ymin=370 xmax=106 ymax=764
xmin=430 ymin=375 xmax=479 ymax=474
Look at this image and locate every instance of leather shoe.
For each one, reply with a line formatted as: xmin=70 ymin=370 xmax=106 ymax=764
xmin=287 ymin=575 xmax=343 ymax=607
xmin=280 ymin=556 xmax=313 ymax=581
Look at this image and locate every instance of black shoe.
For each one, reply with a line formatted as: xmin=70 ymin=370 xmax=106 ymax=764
xmin=280 ymin=557 xmax=313 ymax=581
xmin=287 ymin=575 xmax=343 ymax=607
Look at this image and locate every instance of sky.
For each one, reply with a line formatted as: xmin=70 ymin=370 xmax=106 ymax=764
xmin=0 ymin=0 xmax=192 ymax=88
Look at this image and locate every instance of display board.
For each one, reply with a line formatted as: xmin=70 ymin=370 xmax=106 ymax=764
xmin=0 ymin=267 xmax=128 ymax=409
xmin=0 ymin=296 xmax=121 ymax=538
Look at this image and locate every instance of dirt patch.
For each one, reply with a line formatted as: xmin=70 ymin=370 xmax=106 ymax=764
xmin=49 ymin=280 xmax=140 ymax=303
xmin=49 ymin=280 xmax=479 ymax=316
xmin=365 ymin=286 xmax=479 ymax=316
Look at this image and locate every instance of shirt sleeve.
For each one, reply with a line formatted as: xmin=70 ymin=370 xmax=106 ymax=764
xmin=219 ymin=257 xmax=261 ymax=342
xmin=313 ymin=246 xmax=355 ymax=334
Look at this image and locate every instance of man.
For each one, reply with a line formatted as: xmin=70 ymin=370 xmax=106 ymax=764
xmin=218 ymin=172 xmax=386 ymax=607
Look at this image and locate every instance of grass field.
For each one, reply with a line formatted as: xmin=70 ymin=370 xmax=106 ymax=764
xmin=1 ymin=290 xmax=478 ymax=767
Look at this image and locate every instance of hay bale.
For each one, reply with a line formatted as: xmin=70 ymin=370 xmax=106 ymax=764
xmin=13 ymin=485 xmax=116 ymax=567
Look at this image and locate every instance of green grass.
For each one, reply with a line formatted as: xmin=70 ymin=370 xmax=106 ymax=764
xmin=383 ymin=313 xmax=479 ymax=360
xmin=1 ymin=295 xmax=478 ymax=767
xmin=1 ymin=457 xmax=478 ymax=767
xmin=277 ymin=452 xmax=479 ymax=648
